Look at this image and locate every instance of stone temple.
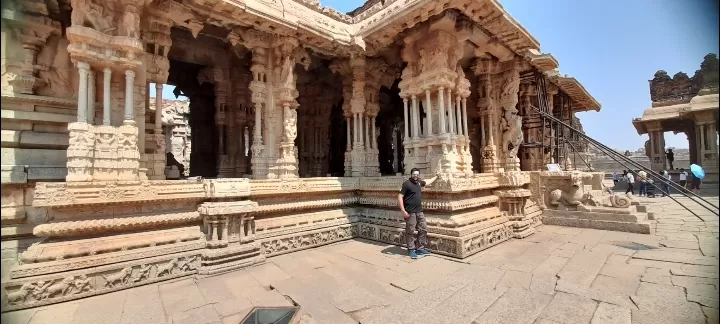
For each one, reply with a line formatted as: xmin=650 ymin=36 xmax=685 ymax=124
xmin=1 ymin=0 xmax=648 ymax=311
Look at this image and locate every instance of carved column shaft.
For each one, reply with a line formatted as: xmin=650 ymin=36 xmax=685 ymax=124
xmin=447 ymin=89 xmax=454 ymax=134
xmin=403 ymin=98 xmax=409 ymax=141
xmin=425 ymin=90 xmax=433 ymax=136
xmin=411 ymin=96 xmax=419 ymax=138
xmin=124 ymin=70 xmax=135 ymax=124
xmin=103 ymin=68 xmax=112 ymax=125
xmin=438 ymin=87 xmax=446 ymax=134
xmin=87 ymin=70 xmax=95 ymax=124
xmin=76 ymin=62 xmax=90 ymax=123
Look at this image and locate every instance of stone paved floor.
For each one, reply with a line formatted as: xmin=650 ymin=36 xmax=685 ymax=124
xmin=2 ymin=195 xmax=719 ymax=324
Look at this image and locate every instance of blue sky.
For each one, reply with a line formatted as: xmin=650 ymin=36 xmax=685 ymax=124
xmin=151 ymin=0 xmax=719 ymax=150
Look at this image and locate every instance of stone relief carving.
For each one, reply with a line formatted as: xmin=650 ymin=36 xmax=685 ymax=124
xmin=35 ymin=36 xmax=74 ymax=97
xmin=70 ymin=0 xmax=116 ymax=34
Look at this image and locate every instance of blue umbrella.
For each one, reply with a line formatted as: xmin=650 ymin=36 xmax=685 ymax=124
xmin=690 ymin=164 xmax=705 ymax=180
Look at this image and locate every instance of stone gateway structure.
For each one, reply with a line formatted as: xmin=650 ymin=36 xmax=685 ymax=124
xmin=632 ymin=54 xmax=719 ymax=183
xmin=2 ymin=0 xmax=643 ymax=311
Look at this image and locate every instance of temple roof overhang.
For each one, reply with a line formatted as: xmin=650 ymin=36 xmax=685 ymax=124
xmin=156 ymin=0 xmax=599 ymax=112
xmin=632 ymin=94 xmax=718 ymax=134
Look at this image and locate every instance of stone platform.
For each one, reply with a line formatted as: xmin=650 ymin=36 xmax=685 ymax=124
xmin=3 ymin=194 xmax=717 ymax=324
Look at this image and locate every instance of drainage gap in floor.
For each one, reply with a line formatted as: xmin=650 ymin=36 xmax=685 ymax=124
xmin=240 ymin=306 xmax=300 ymax=324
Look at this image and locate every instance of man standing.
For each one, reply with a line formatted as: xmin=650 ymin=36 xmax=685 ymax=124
xmin=625 ymin=171 xmax=635 ymax=195
xmin=666 ymin=149 xmax=674 ymax=170
xmin=398 ymin=168 xmax=438 ymax=259
xmin=679 ymin=168 xmax=688 ymax=189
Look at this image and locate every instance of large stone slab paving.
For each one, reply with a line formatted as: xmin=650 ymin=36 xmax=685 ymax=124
xmin=391 ymin=257 xmax=464 ymax=292
xmin=557 ymin=251 xmax=609 ymax=287
xmin=590 ymin=275 xmax=640 ymax=296
xmin=245 ymin=262 xmax=293 ymax=288
xmin=671 ymin=268 xmax=720 ymax=278
xmin=170 ymin=304 xmax=220 ymax=324
xmin=158 ymin=279 xmax=208 ymax=315
xmin=0 ymin=308 xmax=35 ymax=324
xmin=70 ymin=290 xmax=127 ymax=324
xmin=28 ymin=302 xmax=79 ymax=324
xmin=119 ymin=284 xmax=168 ymax=324
xmin=271 ymin=277 xmax=358 ymax=324
xmin=659 ymin=239 xmax=699 ymax=249
xmin=597 ymin=263 xmax=646 ymax=279
xmin=640 ymin=268 xmax=672 ymax=285
xmin=466 ymin=240 xmax=536 ymax=266
xmin=696 ymin=234 xmax=720 ymax=257
xmin=530 ymin=273 xmax=558 ymax=295
xmin=590 ymin=302 xmax=631 ymax=324
xmin=472 ymin=287 xmax=553 ymax=324
xmin=687 ymin=293 xmax=720 ymax=308
xmin=702 ymin=306 xmax=719 ymax=324
xmin=555 ymin=280 xmax=636 ymax=310
xmin=497 ymin=270 xmax=532 ymax=289
xmin=630 ymin=282 xmax=706 ymax=324
xmin=536 ymin=292 xmax=598 ymax=324
xmin=417 ymin=286 xmax=508 ymax=323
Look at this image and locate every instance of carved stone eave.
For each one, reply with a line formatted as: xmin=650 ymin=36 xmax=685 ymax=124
xmin=544 ymin=70 xmax=601 ymax=113
xmin=525 ymin=50 xmax=559 ymax=72
xmin=66 ymin=26 xmax=145 ymax=72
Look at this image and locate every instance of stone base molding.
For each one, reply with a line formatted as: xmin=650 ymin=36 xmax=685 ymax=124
xmin=0 ymin=171 xmax=652 ymax=310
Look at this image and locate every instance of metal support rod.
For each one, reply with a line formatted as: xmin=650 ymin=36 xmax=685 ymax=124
xmin=531 ymin=104 xmax=719 ymax=217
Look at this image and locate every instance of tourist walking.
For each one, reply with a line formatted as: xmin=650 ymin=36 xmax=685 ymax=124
xmin=625 ymin=171 xmax=635 ymax=195
xmin=612 ymin=172 xmax=619 ymax=186
xmin=661 ymin=170 xmax=671 ymax=196
xmin=638 ymin=170 xmax=648 ymax=197
xmin=398 ymin=168 xmax=438 ymax=259
xmin=679 ymin=168 xmax=688 ymax=189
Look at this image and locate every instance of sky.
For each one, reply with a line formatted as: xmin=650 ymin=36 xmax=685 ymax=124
xmin=151 ymin=0 xmax=719 ymax=151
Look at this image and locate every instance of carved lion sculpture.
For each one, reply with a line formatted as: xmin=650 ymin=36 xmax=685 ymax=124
xmin=548 ymin=184 xmax=586 ymax=207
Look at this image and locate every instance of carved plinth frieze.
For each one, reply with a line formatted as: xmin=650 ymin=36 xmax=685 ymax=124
xmin=66 ymin=123 xmax=95 ymax=182
xmin=116 ymin=124 xmax=140 ymax=181
xmin=3 ymin=251 xmax=200 ymax=311
xmin=92 ymin=125 xmax=118 ymax=181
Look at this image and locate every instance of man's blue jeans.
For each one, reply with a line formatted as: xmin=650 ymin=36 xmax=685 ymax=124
xmin=662 ymin=182 xmax=670 ymax=195
xmin=639 ymin=182 xmax=647 ymax=196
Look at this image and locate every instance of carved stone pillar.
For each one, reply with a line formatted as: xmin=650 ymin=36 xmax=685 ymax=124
xmin=103 ymin=68 xmax=112 ymax=125
xmin=349 ymin=56 xmax=366 ymax=177
xmin=216 ymin=70 xmax=234 ymax=178
xmin=148 ymin=83 xmax=166 ymax=180
xmin=647 ymin=122 xmax=666 ymax=173
xmin=697 ymin=117 xmax=718 ymax=182
xmin=249 ymin=48 xmax=268 ymax=179
xmin=499 ymin=62 xmax=522 ymax=172
xmin=87 ymin=70 xmax=95 ymax=123
xmin=124 ymin=70 xmax=135 ymax=125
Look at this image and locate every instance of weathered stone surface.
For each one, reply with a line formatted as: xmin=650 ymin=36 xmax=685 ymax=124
xmin=590 ymin=302 xmax=631 ymax=324
xmin=557 ymin=251 xmax=609 ymax=287
xmin=119 ymin=284 xmax=167 ymax=324
xmin=537 ymin=292 xmax=598 ymax=324
xmin=473 ymin=288 xmax=553 ymax=324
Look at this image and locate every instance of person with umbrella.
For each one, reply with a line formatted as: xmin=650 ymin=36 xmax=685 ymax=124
xmin=689 ymin=164 xmax=705 ymax=195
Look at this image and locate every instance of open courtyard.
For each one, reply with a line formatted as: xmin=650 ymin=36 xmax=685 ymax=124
xmin=2 ymin=194 xmax=718 ymax=324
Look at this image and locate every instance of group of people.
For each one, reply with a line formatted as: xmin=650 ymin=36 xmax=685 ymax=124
xmin=612 ymin=167 xmax=702 ymax=197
